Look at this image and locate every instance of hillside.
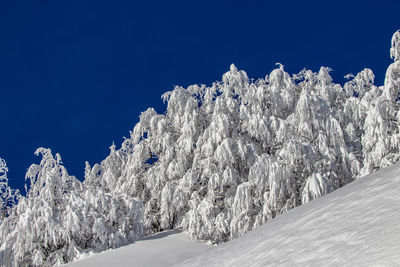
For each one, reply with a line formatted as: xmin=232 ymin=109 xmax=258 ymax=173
xmin=65 ymin=230 xmax=210 ymax=267
xmin=179 ymin=162 xmax=400 ymax=266
xmin=1 ymin=30 xmax=400 ymax=266
xmin=66 ymin=161 xmax=400 ymax=266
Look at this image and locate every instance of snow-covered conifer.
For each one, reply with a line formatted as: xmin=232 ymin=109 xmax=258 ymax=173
xmin=0 ymin=158 xmax=20 ymax=221
xmin=361 ymin=31 xmax=400 ymax=175
xmin=0 ymin=149 xmax=144 ymax=266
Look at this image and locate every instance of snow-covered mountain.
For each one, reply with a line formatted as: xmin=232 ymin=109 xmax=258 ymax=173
xmin=1 ymin=30 xmax=400 ymax=266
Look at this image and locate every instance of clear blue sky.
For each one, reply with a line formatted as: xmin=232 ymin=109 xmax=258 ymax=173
xmin=1 ymin=0 xmax=399 ymax=192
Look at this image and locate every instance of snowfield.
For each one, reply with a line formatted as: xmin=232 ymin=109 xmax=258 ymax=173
xmin=65 ymin=229 xmax=210 ymax=267
xmin=67 ymin=162 xmax=400 ymax=266
xmin=179 ymin=162 xmax=400 ymax=266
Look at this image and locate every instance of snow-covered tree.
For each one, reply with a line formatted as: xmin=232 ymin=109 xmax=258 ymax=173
xmin=0 ymin=158 xmax=20 ymax=221
xmin=83 ymin=41 xmax=400 ymax=243
xmin=390 ymin=30 xmax=400 ymax=62
xmin=0 ymin=149 xmax=144 ymax=266
xmin=361 ymin=30 xmax=400 ymax=175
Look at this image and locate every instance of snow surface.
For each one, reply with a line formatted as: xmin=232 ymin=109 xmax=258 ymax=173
xmin=66 ymin=162 xmax=400 ymax=266
xmin=65 ymin=229 xmax=210 ymax=267
xmin=178 ymin=162 xmax=400 ymax=266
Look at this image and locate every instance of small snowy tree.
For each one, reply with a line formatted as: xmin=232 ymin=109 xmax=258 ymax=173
xmin=0 ymin=158 xmax=20 ymax=221
xmin=0 ymin=158 xmax=9 ymax=220
xmin=390 ymin=30 xmax=400 ymax=62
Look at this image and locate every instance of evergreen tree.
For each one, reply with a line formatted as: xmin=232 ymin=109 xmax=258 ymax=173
xmin=0 ymin=149 xmax=143 ymax=266
xmin=0 ymin=158 xmax=20 ymax=222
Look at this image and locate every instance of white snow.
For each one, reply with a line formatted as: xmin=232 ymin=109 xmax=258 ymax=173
xmin=66 ymin=163 xmax=400 ymax=266
xmin=65 ymin=229 xmax=211 ymax=267
xmin=178 ymin=162 xmax=400 ymax=266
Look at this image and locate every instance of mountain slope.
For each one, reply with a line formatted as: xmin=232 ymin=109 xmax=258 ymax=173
xmin=65 ymin=230 xmax=210 ymax=267
xmin=177 ymin=162 xmax=400 ymax=266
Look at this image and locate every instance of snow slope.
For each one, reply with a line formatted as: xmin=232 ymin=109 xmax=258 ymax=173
xmin=178 ymin=162 xmax=400 ymax=266
xmin=66 ymin=162 xmax=400 ymax=267
xmin=65 ymin=230 xmax=210 ymax=267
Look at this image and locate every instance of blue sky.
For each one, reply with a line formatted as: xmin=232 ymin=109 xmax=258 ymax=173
xmin=1 ymin=0 xmax=399 ymax=192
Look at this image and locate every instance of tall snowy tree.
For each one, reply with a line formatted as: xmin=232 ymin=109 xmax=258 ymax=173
xmin=361 ymin=30 xmax=400 ymax=176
